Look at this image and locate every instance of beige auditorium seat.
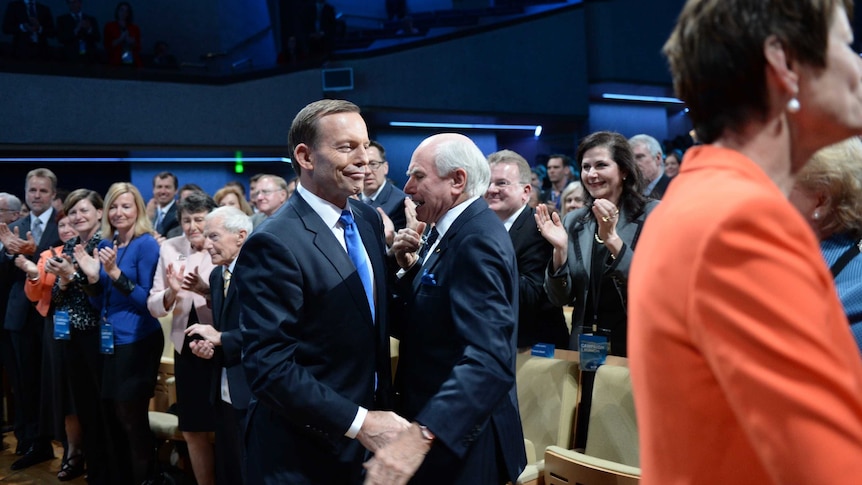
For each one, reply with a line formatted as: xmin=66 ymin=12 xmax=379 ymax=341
xmin=543 ymin=363 xmax=640 ymax=485
xmin=515 ymin=355 xmax=580 ymax=485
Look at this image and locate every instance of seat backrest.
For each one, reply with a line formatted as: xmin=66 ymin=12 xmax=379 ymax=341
xmin=516 ymin=356 xmax=580 ymax=463
xmin=544 ymin=446 xmax=640 ymax=485
xmin=584 ymin=364 xmax=638 ymax=467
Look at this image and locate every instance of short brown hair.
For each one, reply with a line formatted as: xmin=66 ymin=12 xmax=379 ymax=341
xmin=664 ymin=0 xmax=852 ymax=143
xmin=288 ymin=99 xmax=361 ymax=176
xmin=488 ymin=149 xmax=532 ymax=185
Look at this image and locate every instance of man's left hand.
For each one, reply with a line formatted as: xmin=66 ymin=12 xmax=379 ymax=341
xmin=363 ymin=422 xmax=432 ymax=485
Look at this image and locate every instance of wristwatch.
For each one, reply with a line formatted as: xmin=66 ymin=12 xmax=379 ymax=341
xmin=418 ymin=424 xmax=435 ymax=442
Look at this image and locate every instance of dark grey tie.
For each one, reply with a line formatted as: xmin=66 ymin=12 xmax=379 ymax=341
xmin=417 ymin=226 xmax=439 ymax=263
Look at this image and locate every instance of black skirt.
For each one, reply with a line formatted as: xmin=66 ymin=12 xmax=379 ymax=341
xmin=101 ymin=327 xmax=163 ymax=401
xmin=174 ymin=341 xmax=216 ymax=432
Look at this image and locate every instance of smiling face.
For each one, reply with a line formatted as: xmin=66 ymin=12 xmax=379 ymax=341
xmin=253 ymin=177 xmax=287 ymax=216
xmin=108 ymin=192 xmax=138 ymax=234
xmin=219 ymin=192 xmax=240 ymax=208
xmin=153 ymin=176 xmax=177 ymax=207
xmin=485 ymin=162 xmax=529 ymax=221
xmin=664 ymin=153 xmax=680 ymax=178
xmin=181 ymin=210 xmax=209 ymax=250
xmin=795 ymin=5 xmax=862 ymax=163
xmin=295 ymin=112 xmax=370 ymax=207
xmin=57 ymin=216 xmax=78 ymax=244
xmin=203 ymin=216 xmax=246 ymax=267
xmin=67 ymin=198 xmax=102 ymax=241
xmin=581 ymin=146 xmax=625 ymax=205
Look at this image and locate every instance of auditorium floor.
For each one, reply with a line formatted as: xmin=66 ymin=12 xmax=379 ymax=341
xmin=0 ymin=435 xmax=86 ymax=484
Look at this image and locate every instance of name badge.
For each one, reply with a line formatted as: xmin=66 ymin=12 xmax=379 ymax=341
xmin=53 ymin=310 xmax=71 ymax=341
xmin=578 ymin=334 xmax=609 ymax=371
xmin=100 ymin=319 xmax=114 ymax=354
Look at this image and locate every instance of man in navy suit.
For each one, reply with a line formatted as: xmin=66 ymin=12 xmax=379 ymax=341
xmin=361 ymin=140 xmax=408 ymax=233
xmin=486 ymin=150 xmax=568 ymax=349
xmin=0 ymin=168 xmax=60 ymax=469
xmin=367 ymin=134 xmax=526 ymax=484
xmin=235 ymin=99 xmax=409 ymax=484
xmin=187 ymin=206 xmax=254 ymax=485
xmin=150 ymin=172 xmax=180 ymax=237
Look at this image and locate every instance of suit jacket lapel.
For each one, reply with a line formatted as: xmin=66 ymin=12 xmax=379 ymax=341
xmin=293 ymin=194 xmax=374 ymax=326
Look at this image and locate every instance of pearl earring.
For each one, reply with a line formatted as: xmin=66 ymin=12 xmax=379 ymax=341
xmin=787 ymin=97 xmax=801 ymax=113
xmin=813 ymin=210 xmax=820 ymax=220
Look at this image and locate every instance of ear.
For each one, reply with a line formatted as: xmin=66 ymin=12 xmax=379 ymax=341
xmin=236 ymin=229 xmax=248 ymax=246
xmin=522 ymin=182 xmax=532 ymax=204
xmin=450 ymin=168 xmax=467 ymax=195
xmin=294 ymin=143 xmax=314 ymax=172
xmin=763 ymin=35 xmax=799 ymax=98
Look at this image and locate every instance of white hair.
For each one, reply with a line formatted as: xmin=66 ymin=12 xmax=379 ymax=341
xmin=629 ymin=134 xmax=664 ymax=159
xmin=434 ymin=136 xmax=490 ymax=197
xmin=206 ymin=206 xmax=252 ymax=235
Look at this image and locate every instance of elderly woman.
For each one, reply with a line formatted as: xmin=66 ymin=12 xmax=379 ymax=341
xmin=559 ymin=181 xmax=586 ymax=219
xmin=147 ymin=192 xmax=218 ymax=485
xmin=790 ymin=137 xmax=862 ymax=351
xmin=76 ymin=182 xmax=163 ymax=484
xmin=625 ymin=1 xmax=862 ymax=483
xmin=536 ymin=131 xmax=658 ymax=356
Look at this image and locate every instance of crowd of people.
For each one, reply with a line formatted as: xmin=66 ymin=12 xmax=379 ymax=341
xmin=4 ymin=0 xmax=862 ymax=483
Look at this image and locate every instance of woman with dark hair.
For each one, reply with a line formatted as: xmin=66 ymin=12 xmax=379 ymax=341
xmin=664 ymin=148 xmax=683 ymax=178
xmin=536 ymin=131 xmax=658 ymax=356
xmin=147 ymin=192 xmax=218 ymax=485
xmin=14 ymin=210 xmax=84 ymax=481
xmin=627 ymin=0 xmax=862 ymax=483
xmin=76 ymin=182 xmax=163 ymax=484
xmin=104 ymin=2 xmax=141 ymax=66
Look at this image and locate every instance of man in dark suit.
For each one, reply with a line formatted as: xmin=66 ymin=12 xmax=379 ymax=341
xmin=235 ymin=99 xmax=408 ymax=484
xmin=0 ymin=169 xmax=60 ymax=469
xmin=0 ymin=193 xmax=22 ymax=439
xmin=186 ymin=206 xmax=253 ymax=485
xmin=55 ymin=0 xmax=100 ymax=63
xmin=362 ymin=140 xmax=407 ymax=233
xmin=368 ymin=134 xmax=526 ymax=484
xmin=486 ymin=150 xmax=569 ymax=349
xmin=630 ymin=134 xmax=671 ymax=199
xmin=150 ymin=171 xmax=180 ymax=237
xmin=2 ymin=0 xmax=54 ymax=60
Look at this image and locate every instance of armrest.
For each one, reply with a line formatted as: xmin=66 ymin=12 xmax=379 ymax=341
xmin=544 ymin=446 xmax=640 ymax=485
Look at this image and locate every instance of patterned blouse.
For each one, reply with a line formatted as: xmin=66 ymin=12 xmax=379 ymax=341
xmin=52 ymin=230 xmax=103 ymax=332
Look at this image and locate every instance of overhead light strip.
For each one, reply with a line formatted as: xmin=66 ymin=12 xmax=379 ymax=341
xmin=389 ymin=121 xmax=542 ymax=131
xmin=601 ymin=93 xmax=685 ymax=104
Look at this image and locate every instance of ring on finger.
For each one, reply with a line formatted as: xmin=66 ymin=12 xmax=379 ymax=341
xmin=601 ymin=216 xmax=610 ymax=222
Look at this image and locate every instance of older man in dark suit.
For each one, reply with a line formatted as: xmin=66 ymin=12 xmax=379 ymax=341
xmin=369 ymin=134 xmax=526 ymax=485
xmin=0 ymin=168 xmax=60 ymax=469
xmin=235 ymin=99 xmax=408 ymax=484
xmin=361 ymin=140 xmax=408 ymax=232
xmin=187 ymin=206 xmax=253 ymax=485
xmin=486 ymin=149 xmax=569 ymax=349
xmin=55 ymin=0 xmax=100 ymax=62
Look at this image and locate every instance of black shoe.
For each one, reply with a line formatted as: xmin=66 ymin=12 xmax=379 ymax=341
xmin=58 ymin=452 xmax=86 ymax=481
xmin=10 ymin=444 xmax=54 ymax=470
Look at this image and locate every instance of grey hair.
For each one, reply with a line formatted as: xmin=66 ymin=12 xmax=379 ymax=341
xmin=206 ymin=206 xmax=253 ymax=235
xmin=0 ymin=193 xmax=22 ymax=211
xmin=434 ymin=136 xmax=490 ymax=197
xmin=628 ymin=134 xmax=664 ymax=159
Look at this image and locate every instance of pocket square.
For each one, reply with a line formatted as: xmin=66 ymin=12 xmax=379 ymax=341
xmin=420 ymin=270 xmax=437 ymax=286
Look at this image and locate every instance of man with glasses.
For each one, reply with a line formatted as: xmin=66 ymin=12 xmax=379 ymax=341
xmin=485 ymin=150 xmax=568 ymax=350
xmin=361 ymin=140 xmax=407 ymax=232
xmin=250 ymin=174 xmax=288 ymax=228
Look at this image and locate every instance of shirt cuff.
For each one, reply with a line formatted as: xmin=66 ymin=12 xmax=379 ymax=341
xmin=344 ymin=406 xmax=368 ymax=439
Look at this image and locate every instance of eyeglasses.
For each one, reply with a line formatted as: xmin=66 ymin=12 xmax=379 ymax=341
xmin=252 ymin=188 xmax=284 ymax=197
xmin=0 ymin=208 xmax=16 ymax=213
xmin=368 ymin=161 xmax=387 ymax=171
xmin=490 ymin=180 xmax=521 ymax=189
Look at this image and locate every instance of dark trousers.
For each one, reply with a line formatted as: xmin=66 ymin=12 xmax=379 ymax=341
xmin=65 ymin=329 xmax=118 ymax=484
xmin=215 ymin=399 xmax=247 ymax=485
xmin=9 ymin=308 xmax=49 ymax=451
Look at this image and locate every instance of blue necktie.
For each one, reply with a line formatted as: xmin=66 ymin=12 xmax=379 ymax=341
xmin=339 ymin=210 xmax=375 ymax=320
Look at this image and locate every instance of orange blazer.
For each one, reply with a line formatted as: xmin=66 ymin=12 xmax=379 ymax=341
xmin=629 ymin=145 xmax=862 ymax=484
xmin=24 ymin=246 xmax=62 ymax=317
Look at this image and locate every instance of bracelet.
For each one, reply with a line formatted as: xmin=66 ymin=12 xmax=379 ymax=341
xmin=27 ymin=274 xmax=39 ymax=282
xmin=594 ymin=233 xmax=604 ymax=244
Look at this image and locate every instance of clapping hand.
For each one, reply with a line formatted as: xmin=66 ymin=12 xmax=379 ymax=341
xmin=74 ymin=244 xmax=100 ymax=282
xmin=0 ymin=224 xmax=37 ymax=255
xmin=182 ymin=266 xmax=209 ymax=297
